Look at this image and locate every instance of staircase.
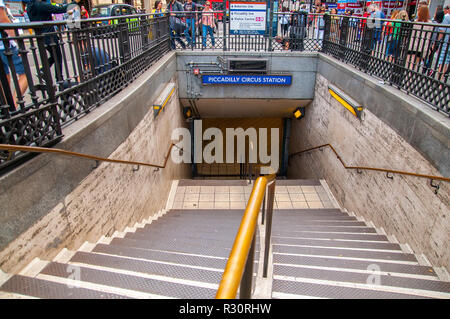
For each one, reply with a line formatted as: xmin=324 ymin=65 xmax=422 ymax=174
xmin=0 ymin=179 xmax=449 ymax=299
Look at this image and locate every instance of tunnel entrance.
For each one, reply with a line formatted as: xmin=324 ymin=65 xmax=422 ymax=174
xmin=191 ymin=117 xmax=287 ymax=179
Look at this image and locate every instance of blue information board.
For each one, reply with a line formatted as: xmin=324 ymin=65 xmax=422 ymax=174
xmin=202 ymin=74 xmax=292 ymax=85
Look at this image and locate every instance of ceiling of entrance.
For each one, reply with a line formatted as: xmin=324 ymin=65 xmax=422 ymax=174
xmin=179 ymin=99 xmax=312 ymax=118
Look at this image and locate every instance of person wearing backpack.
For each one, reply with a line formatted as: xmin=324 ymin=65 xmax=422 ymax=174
xmin=26 ymin=0 xmax=71 ymax=82
xmin=167 ymin=0 xmax=186 ymax=49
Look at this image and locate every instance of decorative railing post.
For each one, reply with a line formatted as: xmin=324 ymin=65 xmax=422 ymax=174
xmin=390 ymin=21 xmax=411 ymax=88
xmin=223 ymin=0 xmax=227 ymax=51
xmin=118 ymin=17 xmax=131 ymax=64
xmin=339 ymin=16 xmax=349 ymax=60
xmin=321 ymin=14 xmax=331 ymax=53
xmin=0 ymin=31 xmax=15 ymax=115
xmin=360 ymin=21 xmax=372 ymax=72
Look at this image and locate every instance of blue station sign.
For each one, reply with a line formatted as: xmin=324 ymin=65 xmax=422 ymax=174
xmin=202 ymin=74 xmax=292 ymax=85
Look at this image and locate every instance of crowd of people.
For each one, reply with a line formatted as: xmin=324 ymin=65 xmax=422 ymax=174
xmin=0 ymin=0 xmax=111 ymax=110
xmin=275 ymin=2 xmax=449 ymax=80
xmin=1 ymin=0 xmax=449 ymax=110
xmin=163 ymin=0 xmax=216 ymax=50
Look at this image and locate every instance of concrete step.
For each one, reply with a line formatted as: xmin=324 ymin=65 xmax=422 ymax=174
xmin=273 ymin=245 xmax=418 ymax=263
xmin=272 ymin=237 xmax=402 ymax=251
xmin=123 ymin=232 xmax=242 ymax=250
xmin=272 ymin=279 xmax=433 ymax=299
xmin=273 ymin=215 xmax=359 ymax=221
xmin=69 ymin=251 xmax=225 ymax=285
xmin=93 ymin=243 xmax=229 ymax=269
xmin=271 ymin=231 xmax=389 ymax=242
xmin=273 ymin=265 xmax=450 ymax=294
xmin=103 ymin=237 xmax=232 ymax=258
xmin=273 ymin=209 xmax=348 ymax=216
xmin=272 ymin=225 xmax=378 ymax=234
xmin=273 ymin=220 xmax=369 ymax=227
xmin=273 ymin=254 xmax=438 ymax=277
xmin=0 ymin=275 xmax=130 ymax=299
xmin=143 ymin=218 xmax=242 ymax=230
xmin=40 ymin=261 xmax=217 ymax=299
xmin=134 ymin=226 xmax=251 ymax=241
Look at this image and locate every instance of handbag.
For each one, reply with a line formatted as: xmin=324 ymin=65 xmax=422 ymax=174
xmin=170 ymin=17 xmax=187 ymax=34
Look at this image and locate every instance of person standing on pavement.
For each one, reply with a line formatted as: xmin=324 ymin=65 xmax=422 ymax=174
xmin=0 ymin=0 xmax=28 ymax=109
xmin=183 ymin=0 xmax=198 ymax=48
xmin=26 ymin=0 xmax=71 ymax=82
xmin=167 ymin=0 xmax=186 ymax=49
xmin=201 ymin=1 xmax=215 ymax=49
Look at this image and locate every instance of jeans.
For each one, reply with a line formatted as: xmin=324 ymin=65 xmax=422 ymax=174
xmin=202 ymin=25 xmax=215 ymax=48
xmin=0 ymin=46 xmax=25 ymax=75
xmin=184 ymin=18 xmax=196 ymax=46
xmin=44 ymin=34 xmax=63 ymax=81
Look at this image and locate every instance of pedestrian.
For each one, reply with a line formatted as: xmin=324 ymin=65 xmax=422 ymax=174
xmin=368 ymin=4 xmax=386 ymax=51
xmin=409 ymin=5 xmax=433 ymax=71
xmin=280 ymin=7 xmax=290 ymax=37
xmin=424 ymin=9 xmax=445 ymax=72
xmin=436 ymin=8 xmax=450 ymax=83
xmin=184 ymin=0 xmax=198 ymax=48
xmin=167 ymin=0 xmax=186 ymax=49
xmin=385 ymin=10 xmax=401 ymax=61
xmin=313 ymin=6 xmax=325 ymax=48
xmin=26 ymin=0 xmax=70 ymax=82
xmin=0 ymin=0 xmax=28 ymax=109
xmin=201 ymin=1 xmax=215 ymax=49
xmin=151 ymin=0 xmax=164 ymax=17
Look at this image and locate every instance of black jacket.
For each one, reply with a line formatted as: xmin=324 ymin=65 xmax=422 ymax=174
xmin=26 ymin=0 xmax=69 ymax=33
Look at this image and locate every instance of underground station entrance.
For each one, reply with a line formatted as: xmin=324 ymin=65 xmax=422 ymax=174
xmin=0 ymin=51 xmax=449 ymax=300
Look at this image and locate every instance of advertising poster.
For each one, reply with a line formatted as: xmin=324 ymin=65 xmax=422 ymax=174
xmin=347 ymin=1 xmax=364 ymax=16
xmin=230 ymin=1 xmax=267 ymax=35
xmin=337 ymin=0 xmax=347 ymax=14
xmin=381 ymin=0 xmax=404 ymax=17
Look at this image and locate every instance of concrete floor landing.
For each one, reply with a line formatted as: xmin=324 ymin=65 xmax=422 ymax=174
xmin=171 ymin=179 xmax=338 ymax=210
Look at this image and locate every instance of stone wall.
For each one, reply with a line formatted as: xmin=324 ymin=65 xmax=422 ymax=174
xmin=0 ymin=52 xmax=190 ymax=273
xmin=288 ymin=71 xmax=450 ymax=270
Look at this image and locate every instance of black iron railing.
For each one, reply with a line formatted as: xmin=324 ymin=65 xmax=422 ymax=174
xmin=322 ymin=14 xmax=449 ymax=115
xmin=1 ymin=11 xmax=449 ymax=172
xmin=170 ymin=11 xmax=449 ymax=114
xmin=0 ymin=14 xmax=170 ymax=171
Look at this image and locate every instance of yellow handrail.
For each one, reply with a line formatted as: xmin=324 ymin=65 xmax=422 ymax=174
xmin=0 ymin=143 xmax=177 ymax=169
xmin=216 ymin=173 xmax=276 ymax=299
xmin=290 ymin=144 xmax=450 ymax=183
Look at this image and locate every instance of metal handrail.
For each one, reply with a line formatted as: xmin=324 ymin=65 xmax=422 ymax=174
xmin=0 ymin=143 xmax=178 ymax=170
xmin=216 ymin=173 xmax=276 ymax=299
xmin=290 ymin=144 xmax=450 ymax=183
